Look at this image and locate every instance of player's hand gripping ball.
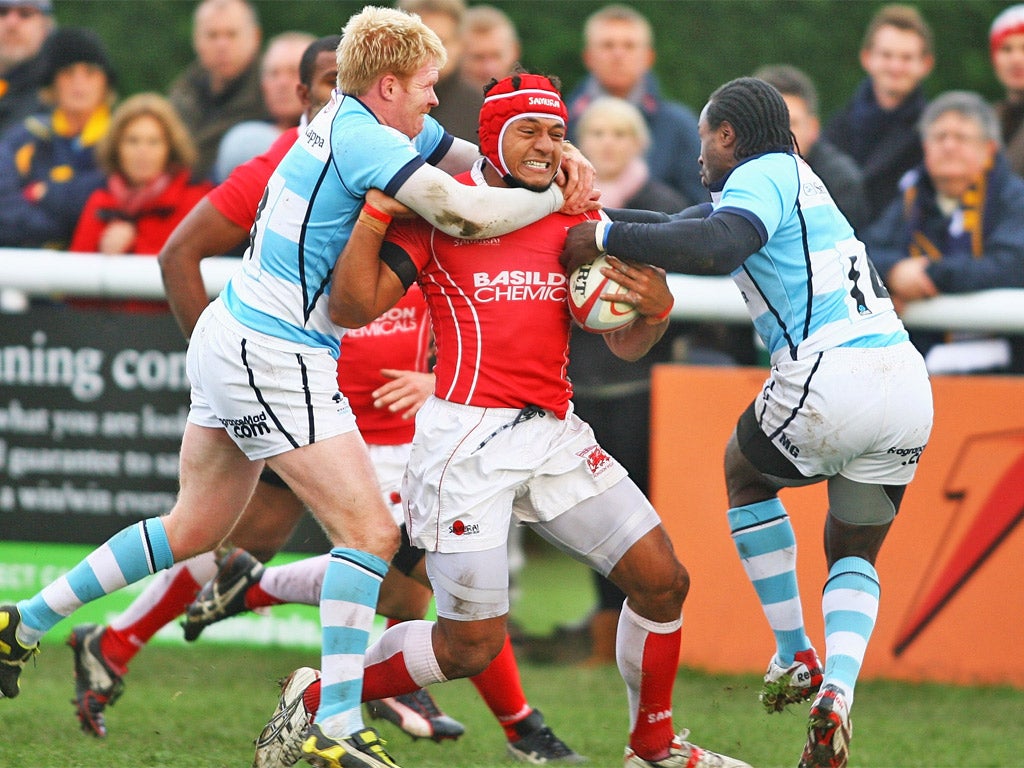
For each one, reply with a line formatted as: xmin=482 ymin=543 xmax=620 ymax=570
xmin=567 ymin=254 xmax=640 ymax=334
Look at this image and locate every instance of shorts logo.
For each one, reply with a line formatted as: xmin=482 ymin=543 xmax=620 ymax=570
xmin=219 ymin=412 xmax=271 ymax=439
xmin=777 ymin=431 xmax=800 ymax=458
xmin=577 ymin=444 xmax=613 ymax=476
xmin=887 ymin=444 xmax=925 ymax=465
xmin=449 ymin=520 xmax=480 ymax=536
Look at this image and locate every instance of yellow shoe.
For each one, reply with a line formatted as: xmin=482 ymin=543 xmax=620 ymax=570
xmin=0 ymin=605 xmax=40 ymax=699
xmin=300 ymin=723 xmax=401 ymax=768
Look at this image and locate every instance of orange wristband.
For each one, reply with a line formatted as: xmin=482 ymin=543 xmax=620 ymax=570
xmin=645 ymin=298 xmax=674 ymax=324
xmin=362 ymin=203 xmax=392 ymax=225
xmin=357 ymin=211 xmax=388 ymax=235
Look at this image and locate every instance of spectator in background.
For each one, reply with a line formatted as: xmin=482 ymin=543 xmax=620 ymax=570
xmin=755 ymin=64 xmax=869 ymax=230
xmin=566 ymin=3 xmax=705 ymax=206
xmin=70 ymin=93 xmax=211 ymax=292
xmin=460 ymin=4 xmax=520 ymax=91
xmin=0 ymin=27 xmax=116 ymax=249
xmin=823 ymin=4 xmax=934 ymax=221
xmin=562 ymin=95 xmax=687 ymax=667
xmin=0 ymin=0 xmax=54 ymax=133
xmin=989 ymin=4 xmax=1024 ymax=177
xmin=168 ymin=0 xmax=265 ymax=181
xmin=577 ymin=96 xmax=688 ymax=214
xmin=212 ymin=29 xmax=314 ymax=182
xmin=863 ymin=91 xmax=1024 ymax=375
xmin=397 ymin=0 xmax=481 ymax=143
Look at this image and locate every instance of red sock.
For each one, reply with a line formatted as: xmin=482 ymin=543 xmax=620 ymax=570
xmin=244 ymin=581 xmax=285 ymax=610
xmin=362 ymin=650 xmax=420 ymax=701
xmin=469 ymin=634 xmax=531 ymax=741
xmin=304 ymin=679 xmax=322 ymax=714
xmin=101 ymin=568 xmax=202 ymax=672
xmin=629 ymin=626 xmax=681 ymax=759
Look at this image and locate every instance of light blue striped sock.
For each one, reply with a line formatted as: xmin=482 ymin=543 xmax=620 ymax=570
xmin=728 ymin=498 xmax=811 ymax=664
xmin=821 ymin=556 xmax=879 ymax=707
xmin=17 ymin=518 xmax=173 ymax=644
xmin=316 ymin=547 xmax=388 ymax=736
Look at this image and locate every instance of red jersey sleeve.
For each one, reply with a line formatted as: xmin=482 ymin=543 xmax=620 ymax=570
xmin=207 ymin=128 xmax=298 ymax=228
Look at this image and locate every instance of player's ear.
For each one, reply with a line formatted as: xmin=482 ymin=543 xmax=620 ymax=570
xmin=719 ymin=120 xmax=737 ymax=147
xmin=378 ymin=72 xmax=399 ymax=101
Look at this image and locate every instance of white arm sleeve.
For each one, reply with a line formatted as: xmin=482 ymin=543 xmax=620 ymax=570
xmin=394 ymin=161 xmax=564 ymax=239
xmin=435 ymin=136 xmax=481 ymax=175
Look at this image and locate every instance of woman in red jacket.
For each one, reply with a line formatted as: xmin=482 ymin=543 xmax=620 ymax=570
xmin=70 ymin=92 xmax=211 ymax=312
xmin=72 ymin=92 xmax=211 ymax=256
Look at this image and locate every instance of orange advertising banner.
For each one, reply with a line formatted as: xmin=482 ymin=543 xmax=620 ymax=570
xmin=650 ymin=365 xmax=1024 ymax=688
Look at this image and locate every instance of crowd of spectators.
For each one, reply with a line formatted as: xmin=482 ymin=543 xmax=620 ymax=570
xmin=0 ymin=0 xmax=1022 ymax=360
xmin=0 ymin=0 xmax=1020 ymax=358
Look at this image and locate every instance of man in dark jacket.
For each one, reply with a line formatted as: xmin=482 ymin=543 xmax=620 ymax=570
xmin=168 ymin=0 xmax=267 ymax=181
xmin=863 ymin=90 xmax=1024 ymax=373
xmin=565 ymin=3 xmax=705 ymax=205
xmin=0 ymin=0 xmax=53 ymax=133
xmin=824 ymin=4 xmax=934 ymax=221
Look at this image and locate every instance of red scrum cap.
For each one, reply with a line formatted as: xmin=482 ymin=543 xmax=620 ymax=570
xmin=478 ymin=73 xmax=568 ymax=181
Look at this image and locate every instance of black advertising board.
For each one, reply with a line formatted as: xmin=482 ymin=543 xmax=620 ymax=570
xmin=0 ymin=305 xmax=328 ymax=552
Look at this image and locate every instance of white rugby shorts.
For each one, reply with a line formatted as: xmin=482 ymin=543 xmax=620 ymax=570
xmin=751 ymin=341 xmax=933 ymax=484
xmin=186 ymin=300 xmax=358 ymax=460
xmin=403 ymin=396 xmax=629 ymax=553
xmin=368 ymin=442 xmax=412 ymax=526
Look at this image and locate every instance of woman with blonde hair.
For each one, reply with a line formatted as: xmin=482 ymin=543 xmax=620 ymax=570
xmin=577 ymin=95 xmax=688 ymax=213
xmin=71 ymin=92 xmax=211 ymax=257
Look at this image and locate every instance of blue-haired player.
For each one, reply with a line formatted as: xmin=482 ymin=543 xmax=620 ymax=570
xmin=561 ymin=76 xmax=933 ymax=768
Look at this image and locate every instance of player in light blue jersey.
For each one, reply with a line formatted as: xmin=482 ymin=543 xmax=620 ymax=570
xmin=0 ymin=8 xmax=594 ymax=768
xmin=561 ymin=77 xmax=933 ymax=768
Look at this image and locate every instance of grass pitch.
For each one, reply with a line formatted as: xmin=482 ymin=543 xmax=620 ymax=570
xmin=2 ymin=540 xmax=1022 ymax=767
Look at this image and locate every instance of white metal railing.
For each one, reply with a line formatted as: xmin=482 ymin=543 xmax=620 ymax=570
xmin=1 ymin=249 xmax=1023 ymax=333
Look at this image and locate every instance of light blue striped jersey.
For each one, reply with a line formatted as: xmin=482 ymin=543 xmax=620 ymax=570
xmin=221 ymin=90 xmax=450 ymax=358
xmin=714 ymin=152 xmax=908 ymax=364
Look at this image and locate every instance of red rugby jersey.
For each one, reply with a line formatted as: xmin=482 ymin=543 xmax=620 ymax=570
xmin=384 ymin=167 xmax=600 ymax=419
xmin=207 ymin=127 xmax=298 ymax=229
xmin=336 ymin=285 xmax=431 ymax=445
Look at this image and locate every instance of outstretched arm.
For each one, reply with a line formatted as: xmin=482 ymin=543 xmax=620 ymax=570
xmin=560 ymin=208 xmax=763 ymax=275
xmin=436 ymin=136 xmax=598 ymax=216
xmin=394 ymin=161 xmax=563 ymax=240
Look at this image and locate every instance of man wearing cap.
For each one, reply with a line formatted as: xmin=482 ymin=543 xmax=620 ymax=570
xmin=0 ymin=26 xmax=116 ymax=247
xmin=324 ymin=70 xmax=751 ymax=768
xmin=0 ymin=0 xmax=54 ymax=134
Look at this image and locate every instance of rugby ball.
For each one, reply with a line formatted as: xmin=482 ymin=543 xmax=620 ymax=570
xmin=567 ymin=254 xmax=639 ymax=334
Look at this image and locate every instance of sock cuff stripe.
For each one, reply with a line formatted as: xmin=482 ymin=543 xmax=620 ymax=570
xmin=330 ymin=547 xmax=388 ymax=579
xmin=825 ymin=556 xmax=879 ymax=587
xmin=142 ymin=518 xmax=174 ymax=572
xmin=727 ymin=497 xmax=787 ymax=532
xmin=622 ymin=601 xmax=682 ymax=634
